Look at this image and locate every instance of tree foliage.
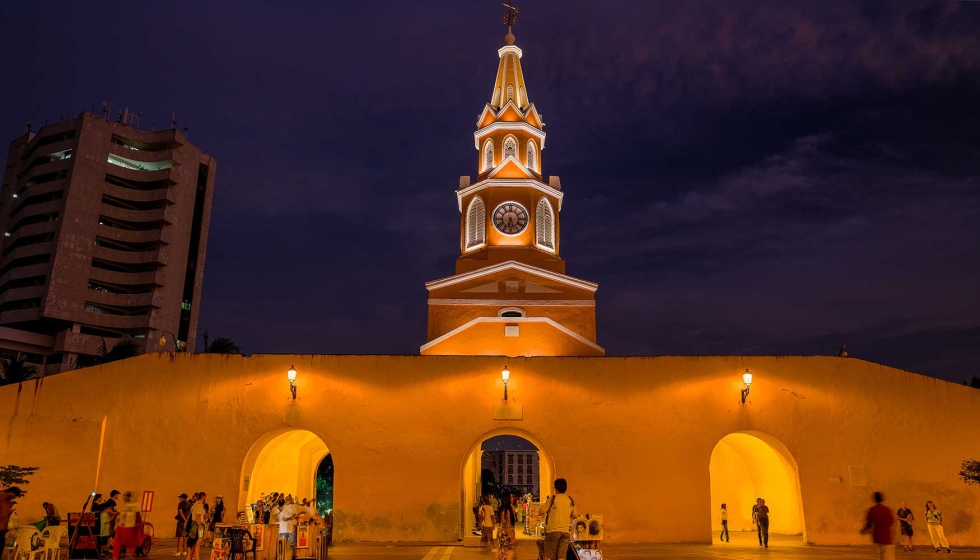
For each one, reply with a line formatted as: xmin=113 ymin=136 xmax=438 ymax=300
xmin=201 ymin=329 xmax=242 ymax=355
xmin=963 ymin=376 xmax=980 ymax=389
xmin=98 ymin=338 xmax=141 ymax=364
xmin=0 ymin=356 xmax=39 ymax=385
xmin=0 ymin=465 xmax=39 ymax=492
xmin=960 ymin=459 xmax=980 ymax=486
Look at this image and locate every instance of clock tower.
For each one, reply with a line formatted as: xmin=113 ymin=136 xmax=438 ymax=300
xmin=420 ymin=18 xmax=603 ymax=357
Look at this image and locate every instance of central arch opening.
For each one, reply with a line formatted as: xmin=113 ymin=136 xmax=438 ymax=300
xmin=460 ymin=429 xmax=555 ymax=544
xmin=708 ymin=431 xmax=805 ymax=546
xmin=241 ymin=429 xmax=332 ymax=515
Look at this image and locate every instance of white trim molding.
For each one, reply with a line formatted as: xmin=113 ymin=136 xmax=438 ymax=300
xmin=488 ymin=155 xmax=535 ymax=180
xmin=474 ymin=121 xmax=546 ymax=150
xmin=425 ymin=260 xmax=598 ymax=293
xmin=498 ymin=45 xmax=523 ymax=59
xmin=419 ymin=316 xmax=605 ymax=354
xmin=429 ymin=299 xmax=595 ymax=307
xmin=456 ymin=179 xmax=563 ymax=212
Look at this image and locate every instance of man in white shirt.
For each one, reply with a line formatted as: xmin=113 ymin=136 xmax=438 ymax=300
xmin=278 ymin=497 xmax=300 ymax=557
xmin=536 ymin=479 xmax=577 ymax=560
xmin=478 ymin=496 xmax=495 ymax=548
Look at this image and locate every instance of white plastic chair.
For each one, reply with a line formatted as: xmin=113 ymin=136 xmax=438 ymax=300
xmin=40 ymin=527 xmax=67 ymax=560
xmin=9 ymin=527 xmax=43 ymax=560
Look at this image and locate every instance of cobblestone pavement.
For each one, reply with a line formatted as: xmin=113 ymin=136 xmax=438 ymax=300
xmin=142 ymin=535 xmax=980 ymax=560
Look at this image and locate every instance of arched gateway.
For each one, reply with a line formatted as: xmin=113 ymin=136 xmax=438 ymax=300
xmin=460 ymin=428 xmax=556 ymax=540
xmin=240 ymin=429 xmax=332 ymax=514
xmin=709 ymin=431 xmax=806 ymax=545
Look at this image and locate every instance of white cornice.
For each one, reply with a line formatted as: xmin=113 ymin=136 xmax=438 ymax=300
xmin=428 ymin=299 xmax=595 ymax=307
xmin=498 ymin=45 xmax=523 ymax=59
xmin=425 ymin=260 xmax=598 ymax=292
xmin=473 ymin=122 xmax=546 ymax=150
xmin=456 ymin=179 xmax=563 ymax=212
xmin=419 ymin=316 xmax=605 ymax=355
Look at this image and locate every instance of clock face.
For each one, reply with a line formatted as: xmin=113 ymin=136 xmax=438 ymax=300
xmin=493 ymin=202 xmax=528 ymax=235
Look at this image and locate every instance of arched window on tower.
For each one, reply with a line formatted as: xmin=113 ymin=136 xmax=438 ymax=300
xmin=483 ymin=141 xmax=494 ymax=171
xmin=519 ymin=87 xmax=527 ymax=107
xmin=465 ymin=197 xmax=486 ymax=250
xmin=492 ymin=87 xmax=501 ymax=106
xmin=536 ymin=198 xmax=555 ymax=251
xmin=503 ymin=137 xmax=517 ymax=160
xmin=507 ymin=85 xmax=514 ymax=102
xmin=526 ymin=140 xmax=537 ymax=172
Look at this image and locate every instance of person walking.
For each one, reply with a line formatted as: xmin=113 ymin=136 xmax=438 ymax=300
xmin=756 ymin=498 xmax=771 ymax=548
xmin=0 ymin=487 xmax=22 ymax=549
xmin=173 ymin=494 xmax=190 ymax=557
xmin=495 ymin=492 xmax=516 ymax=560
xmin=719 ymin=503 xmax=730 ymax=543
xmin=896 ymin=501 xmax=914 ymax=552
xmin=277 ymin=496 xmax=300 ymax=559
xmin=861 ymin=491 xmax=895 ymax=560
xmin=924 ymin=501 xmax=951 ymax=553
xmin=112 ymin=492 xmax=140 ymax=560
xmin=536 ymin=479 xmax=577 ymax=560
xmin=478 ymin=496 xmax=495 ymax=549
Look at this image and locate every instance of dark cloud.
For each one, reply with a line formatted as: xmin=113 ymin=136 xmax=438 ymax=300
xmin=1 ymin=1 xmax=977 ymax=381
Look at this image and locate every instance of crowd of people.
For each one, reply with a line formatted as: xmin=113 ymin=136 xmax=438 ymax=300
xmin=250 ymin=491 xmax=324 ymax=558
xmin=172 ymin=492 xmax=224 ymax=558
xmin=717 ymin=493 xmax=955 ymax=555
xmin=474 ymin=478 xmax=578 ymax=560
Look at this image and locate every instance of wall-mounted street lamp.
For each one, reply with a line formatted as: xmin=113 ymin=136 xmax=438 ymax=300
xmin=741 ymin=369 xmax=753 ymax=404
xmin=501 ymin=365 xmax=510 ymax=403
xmin=158 ymin=330 xmax=185 ymax=352
xmin=287 ymin=365 xmax=298 ymax=400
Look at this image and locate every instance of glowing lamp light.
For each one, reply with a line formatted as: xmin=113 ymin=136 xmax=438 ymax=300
xmin=741 ymin=369 xmax=753 ymax=404
xmin=501 ymin=366 xmax=511 ymax=402
xmin=287 ymin=365 xmax=298 ymax=400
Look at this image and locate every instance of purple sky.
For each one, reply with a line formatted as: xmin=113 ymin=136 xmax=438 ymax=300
xmin=1 ymin=1 xmax=978 ymax=382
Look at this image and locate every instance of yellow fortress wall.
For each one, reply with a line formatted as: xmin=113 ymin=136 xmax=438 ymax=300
xmin=1 ymin=353 xmax=978 ymax=544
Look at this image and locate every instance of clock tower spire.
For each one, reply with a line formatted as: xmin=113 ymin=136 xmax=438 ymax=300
xmin=420 ymin=11 xmax=603 ymax=357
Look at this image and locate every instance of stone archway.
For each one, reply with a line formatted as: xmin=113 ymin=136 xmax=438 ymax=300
xmin=240 ymin=429 xmax=330 ymax=511
xmin=459 ymin=427 xmax=556 ymax=542
xmin=708 ymin=431 xmax=806 ymax=545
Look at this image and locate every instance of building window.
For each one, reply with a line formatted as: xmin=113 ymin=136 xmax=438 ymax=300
xmin=503 ymin=137 xmax=517 ymax=159
xmin=526 ymin=141 xmax=537 ymax=171
xmin=518 ymin=465 xmax=524 ymax=474
xmin=508 ymin=475 xmax=514 ymax=484
xmin=507 ymin=85 xmax=514 ymax=102
xmin=508 ymin=465 xmax=513 ymax=474
xmin=518 ymin=475 xmax=523 ymax=484
xmin=508 ymin=455 xmax=514 ymax=464
xmin=492 ymin=87 xmax=501 ymax=106
xmin=519 ymin=87 xmax=527 ymax=107
xmin=527 ymin=466 xmax=532 ymax=475
xmin=465 ymin=197 xmax=486 ymax=250
xmin=535 ymin=198 xmax=555 ymax=251
xmin=526 ymin=454 xmax=532 ymax=462
xmin=498 ymin=307 xmax=524 ymax=318
xmin=483 ymin=140 xmax=494 ymax=171
xmin=518 ymin=455 xmax=524 ymax=464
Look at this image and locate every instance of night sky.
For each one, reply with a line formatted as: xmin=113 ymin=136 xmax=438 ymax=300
xmin=1 ymin=2 xmax=978 ymax=382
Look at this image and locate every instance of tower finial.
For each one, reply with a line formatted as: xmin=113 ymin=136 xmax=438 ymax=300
xmin=502 ymin=2 xmax=519 ymax=45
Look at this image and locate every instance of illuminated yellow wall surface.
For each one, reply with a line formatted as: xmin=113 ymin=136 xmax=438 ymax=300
xmin=1 ymin=354 xmax=978 ymax=545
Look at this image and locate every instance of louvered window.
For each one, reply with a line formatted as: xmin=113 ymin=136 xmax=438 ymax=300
xmin=492 ymin=88 xmax=501 ymax=106
xmin=503 ymin=137 xmax=517 ymax=159
xmin=483 ymin=141 xmax=494 ymax=171
xmin=536 ymin=198 xmax=555 ymax=250
xmin=465 ymin=197 xmax=486 ymax=250
xmin=519 ymin=87 xmax=527 ymax=106
xmin=507 ymin=85 xmax=514 ymax=101
xmin=527 ymin=141 xmax=537 ymax=171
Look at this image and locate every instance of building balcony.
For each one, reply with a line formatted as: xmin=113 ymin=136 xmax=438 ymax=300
xmin=0 ymin=308 xmax=40 ymax=324
xmin=10 ymin=199 xmax=63 ymax=221
xmin=85 ymin=289 xmax=162 ymax=309
xmin=99 ymin=203 xmax=172 ymax=226
xmin=0 ymin=264 xmax=51 ymax=287
xmin=19 ymin=158 xmax=71 ymax=186
xmin=19 ymin=138 xmax=76 ymax=176
xmin=3 ymin=221 xmax=57 ymax=246
xmin=92 ymin=244 xmax=164 ymax=266
xmin=108 ymin=143 xmax=177 ymax=166
xmin=104 ymin=163 xmax=178 ymax=185
xmin=77 ymin=310 xmax=154 ymax=331
xmin=55 ymin=330 xmax=152 ymax=357
xmin=96 ymin=224 xmax=166 ymax=245
xmin=89 ymin=267 xmax=164 ymax=287
xmin=0 ymin=285 xmax=45 ymax=306
xmin=103 ymin=182 xmax=175 ymax=205
xmin=1 ymin=241 xmax=54 ymax=262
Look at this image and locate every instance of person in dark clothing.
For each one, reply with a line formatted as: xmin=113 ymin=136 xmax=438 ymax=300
xmin=755 ymin=498 xmax=770 ymax=547
xmin=861 ymin=491 xmax=895 ymax=560
xmin=896 ymin=501 xmax=914 ymax=552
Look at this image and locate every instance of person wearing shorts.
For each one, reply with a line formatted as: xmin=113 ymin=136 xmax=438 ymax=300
xmin=536 ymin=479 xmax=576 ymax=560
xmin=896 ymin=502 xmax=914 ymax=552
xmin=277 ymin=497 xmax=300 ymax=557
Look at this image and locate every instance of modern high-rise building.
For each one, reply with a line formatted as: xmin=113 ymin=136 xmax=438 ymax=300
xmin=0 ymin=112 xmax=215 ymax=371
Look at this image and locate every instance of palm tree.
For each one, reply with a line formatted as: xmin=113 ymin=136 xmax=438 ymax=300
xmin=0 ymin=355 xmax=39 ymax=385
xmin=201 ymin=329 xmax=242 ymax=354
xmin=98 ymin=338 xmax=140 ymax=364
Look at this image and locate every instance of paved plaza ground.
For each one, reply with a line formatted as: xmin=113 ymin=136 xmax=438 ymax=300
xmin=141 ymin=534 xmax=980 ymax=560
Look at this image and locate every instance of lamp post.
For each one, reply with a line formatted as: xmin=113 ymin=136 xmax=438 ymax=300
xmin=287 ymin=365 xmax=298 ymax=400
xmin=501 ymin=365 xmax=510 ymax=403
xmin=741 ymin=369 xmax=753 ymax=404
